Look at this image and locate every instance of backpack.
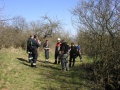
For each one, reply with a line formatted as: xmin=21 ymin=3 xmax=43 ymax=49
xmin=28 ymin=39 xmax=35 ymax=50
xmin=70 ymin=46 xmax=78 ymax=57
xmin=61 ymin=42 xmax=69 ymax=53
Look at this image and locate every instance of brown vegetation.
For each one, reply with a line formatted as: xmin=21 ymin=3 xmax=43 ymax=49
xmin=72 ymin=0 xmax=120 ymax=89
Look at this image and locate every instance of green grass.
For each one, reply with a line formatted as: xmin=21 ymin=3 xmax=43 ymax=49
xmin=0 ymin=48 xmax=95 ymax=90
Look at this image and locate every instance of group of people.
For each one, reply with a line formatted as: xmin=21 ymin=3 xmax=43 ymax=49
xmin=27 ymin=35 xmax=82 ymax=71
xmin=54 ymin=38 xmax=82 ymax=71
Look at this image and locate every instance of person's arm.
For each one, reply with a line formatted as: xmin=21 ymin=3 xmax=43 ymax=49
xmin=79 ymin=47 xmax=81 ymax=54
xmin=44 ymin=47 xmax=50 ymax=49
xmin=37 ymin=40 xmax=41 ymax=45
xmin=36 ymin=40 xmax=40 ymax=47
xmin=45 ymin=44 xmax=50 ymax=50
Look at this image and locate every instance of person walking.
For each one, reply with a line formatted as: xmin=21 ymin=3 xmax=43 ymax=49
xmin=69 ymin=43 xmax=78 ymax=67
xmin=77 ymin=43 xmax=82 ymax=62
xmin=59 ymin=40 xmax=69 ymax=71
xmin=29 ymin=35 xmax=40 ymax=68
xmin=43 ymin=40 xmax=50 ymax=62
xmin=54 ymin=38 xmax=61 ymax=64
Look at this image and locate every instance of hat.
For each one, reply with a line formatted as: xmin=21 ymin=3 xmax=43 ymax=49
xmin=57 ymin=38 xmax=61 ymax=40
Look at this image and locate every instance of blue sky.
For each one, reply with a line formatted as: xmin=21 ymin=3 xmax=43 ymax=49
xmin=0 ymin=0 xmax=78 ymax=35
xmin=0 ymin=0 xmax=79 ymax=35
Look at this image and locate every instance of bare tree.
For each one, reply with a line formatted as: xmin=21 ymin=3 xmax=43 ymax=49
xmin=41 ymin=16 xmax=62 ymax=39
xmin=29 ymin=16 xmax=62 ymax=39
xmin=72 ymin=0 xmax=120 ymax=89
xmin=12 ymin=16 xmax=28 ymax=31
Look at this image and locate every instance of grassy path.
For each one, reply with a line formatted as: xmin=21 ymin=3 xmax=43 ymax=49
xmin=0 ymin=48 xmax=95 ymax=90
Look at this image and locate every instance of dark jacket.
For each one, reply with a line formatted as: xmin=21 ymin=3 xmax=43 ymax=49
xmin=70 ymin=46 xmax=77 ymax=56
xmin=29 ymin=39 xmax=40 ymax=51
xmin=27 ymin=38 xmax=33 ymax=52
xmin=60 ymin=42 xmax=69 ymax=54
xmin=43 ymin=43 xmax=50 ymax=51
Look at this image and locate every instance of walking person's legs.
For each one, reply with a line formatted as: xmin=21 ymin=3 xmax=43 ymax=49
xmin=78 ymin=52 xmax=82 ymax=62
xmin=72 ymin=57 xmax=76 ymax=67
xmin=47 ymin=51 xmax=49 ymax=60
xmin=61 ymin=58 xmax=65 ymax=71
xmin=58 ymin=56 xmax=61 ymax=64
xmin=31 ymin=50 xmax=38 ymax=67
xmin=79 ymin=53 xmax=82 ymax=62
xmin=69 ymin=55 xmax=72 ymax=67
xmin=64 ymin=54 xmax=69 ymax=71
xmin=54 ymin=53 xmax=58 ymax=64
xmin=45 ymin=51 xmax=49 ymax=62
xmin=28 ymin=53 xmax=33 ymax=63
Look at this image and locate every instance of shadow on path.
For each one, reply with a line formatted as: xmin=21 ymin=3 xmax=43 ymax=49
xmin=41 ymin=64 xmax=61 ymax=70
xmin=17 ymin=58 xmax=31 ymax=67
xmin=37 ymin=60 xmax=53 ymax=64
xmin=17 ymin=58 xmax=28 ymax=62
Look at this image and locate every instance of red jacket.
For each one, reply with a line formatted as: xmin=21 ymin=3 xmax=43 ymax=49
xmin=55 ymin=42 xmax=61 ymax=53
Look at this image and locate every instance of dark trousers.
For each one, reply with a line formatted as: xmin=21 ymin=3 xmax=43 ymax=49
xmin=69 ymin=55 xmax=76 ymax=67
xmin=45 ymin=50 xmax=49 ymax=59
xmin=77 ymin=52 xmax=82 ymax=61
xmin=54 ymin=52 xmax=60 ymax=64
xmin=28 ymin=52 xmax=33 ymax=63
xmin=31 ymin=50 xmax=38 ymax=66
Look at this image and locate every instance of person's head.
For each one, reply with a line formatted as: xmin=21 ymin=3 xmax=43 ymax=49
xmin=71 ymin=43 xmax=74 ymax=46
xmin=46 ymin=40 xmax=48 ymax=44
xmin=61 ymin=40 xmax=64 ymax=43
xmin=34 ymin=35 xmax=39 ymax=41
xmin=57 ymin=38 xmax=61 ymax=43
xmin=30 ymin=35 xmax=34 ymax=39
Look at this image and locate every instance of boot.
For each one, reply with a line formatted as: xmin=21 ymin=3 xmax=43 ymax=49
xmin=54 ymin=60 xmax=57 ymax=64
xmin=33 ymin=65 xmax=37 ymax=68
xmin=72 ymin=62 xmax=75 ymax=67
xmin=58 ymin=60 xmax=60 ymax=64
xmin=69 ymin=63 xmax=71 ymax=67
xmin=31 ymin=63 xmax=33 ymax=67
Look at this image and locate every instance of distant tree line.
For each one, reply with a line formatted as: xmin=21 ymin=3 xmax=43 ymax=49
xmin=0 ymin=15 xmax=72 ymax=50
